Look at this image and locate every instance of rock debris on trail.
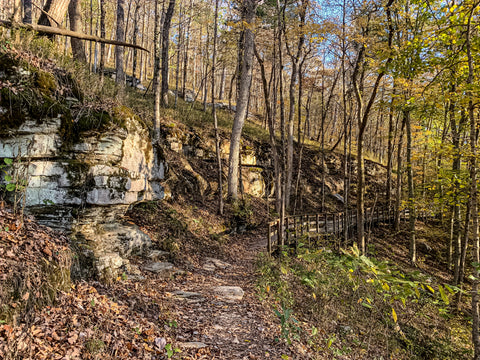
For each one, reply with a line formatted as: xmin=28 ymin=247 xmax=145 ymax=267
xmin=137 ymin=233 xmax=296 ymax=359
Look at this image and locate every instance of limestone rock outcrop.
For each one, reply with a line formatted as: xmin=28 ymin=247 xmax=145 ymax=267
xmin=0 ymin=113 xmax=165 ymax=278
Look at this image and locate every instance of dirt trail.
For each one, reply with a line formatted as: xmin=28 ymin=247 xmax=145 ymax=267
xmin=158 ymin=231 xmax=295 ymax=359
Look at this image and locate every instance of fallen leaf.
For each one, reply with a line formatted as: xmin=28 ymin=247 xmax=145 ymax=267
xmin=155 ymin=337 xmax=166 ymax=350
xmin=67 ymin=333 xmax=78 ymax=344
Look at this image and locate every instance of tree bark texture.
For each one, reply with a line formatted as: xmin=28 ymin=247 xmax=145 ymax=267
xmin=68 ymin=0 xmax=87 ymax=62
xmin=23 ymin=0 xmax=32 ymax=23
xmin=115 ymin=0 xmax=126 ymax=86
xmin=38 ymin=0 xmax=69 ymax=27
xmin=161 ymin=0 xmax=176 ymax=106
xmin=227 ymin=0 xmax=258 ymax=199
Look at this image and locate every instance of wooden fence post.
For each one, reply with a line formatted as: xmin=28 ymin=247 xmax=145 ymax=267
xmin=300 ymin=215 xmax=304 ymax=238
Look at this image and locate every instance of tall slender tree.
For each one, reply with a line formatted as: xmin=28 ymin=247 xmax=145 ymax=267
xmin=161 ymin=0 xmax=176 ymax=106
xmin=116 ymin=0 xmax=126 ymax=86
xmin=227 ymin=0 xmax=259 ymax=199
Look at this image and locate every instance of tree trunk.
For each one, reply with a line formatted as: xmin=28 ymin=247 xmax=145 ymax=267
xmin=38 ymin=0 xmax=69 ymax=27
xmin=395 ymin=117 xmax=406 ymax=231
xmin=68 ymin=0 xmax=87 ymax=62
xmin=211 ymin=0 xmax=224 ymax=215
xmin=132 ymin=0 xmax=141 ymax=83
xmin=115 ymin=0 xmax=126 ymax=86
xmin=153 ymin=0 xmax=162 ymax=141
xmin=161 ymin=0 xmax=176 ymax=107
xmin=405 ymin=108 xmax=416 ymax=264
xmin=352 ymin=0 xmax=393 ymax=253
xmin=284 ymin=0 xmax=307 ymax=211
xmin=386 ymin=83 xmax=396 ymax=208
xmin=182 ymin=0 xmax=192 ymax=97
xmin=174 ymin=1 xmax=183 ymax=108
xmin=227 ymin=0 xmax=258 ymax=199
xmin=465 ymin=7 xmax=480 ymax=356
xmin=219 ymin=65 xmax=226 ymax=100
xmin=23 ymin=0 xmax=32 ymax=24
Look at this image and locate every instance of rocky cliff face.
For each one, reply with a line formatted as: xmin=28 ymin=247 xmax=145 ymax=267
xmin=163 ymin=122 xmax=269 ymax=199
xmin=1 ymin=107 xmax=165 ymax=278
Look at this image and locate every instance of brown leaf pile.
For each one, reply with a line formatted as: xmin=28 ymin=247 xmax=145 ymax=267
xmin=1 ymin=282 xmax=169 ymax=359
xmin=0 ymin=208 xmax=171 ymax=359
xmin=0 ymin=207 xmax=71 ymax=326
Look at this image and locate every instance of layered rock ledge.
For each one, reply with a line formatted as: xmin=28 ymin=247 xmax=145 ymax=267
xmin=0 ymin=112 xmax=165 ymax=278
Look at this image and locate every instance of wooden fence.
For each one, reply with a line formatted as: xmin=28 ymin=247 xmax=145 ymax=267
xmin=267 ymin=207 xmax=410 ymax=254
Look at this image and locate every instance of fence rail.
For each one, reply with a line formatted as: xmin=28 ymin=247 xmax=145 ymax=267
xmin=267 ymin=207 xmax=410 ymax=254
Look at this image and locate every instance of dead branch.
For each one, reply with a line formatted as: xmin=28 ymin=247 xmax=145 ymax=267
xmin=0 ymin=20 xmax=149 ymax=52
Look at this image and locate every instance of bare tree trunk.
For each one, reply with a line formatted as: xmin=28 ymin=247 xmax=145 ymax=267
xmin=153 ymin=0 xmax=161 ymax=141
xmin=255 ymin=33 xmax=282 ymax=221
xmin=174 ymin=1 xmax=183 ymax=108
xmin=182 ymin=0 xmax=193 ymax=97
xmin=132 ymin=0 xmax=141 ymax=83
xmin=89 ymin=0 xmax=93 ymax=69
xmin=353 ymin=0 xmax=393 ymax=253
xmin=68 ymin=0 xmax=87 ymax=62
xmin=386 ymin=82 xmax=396 ymax=207
xmin=405 ymin=108 xmax=416 ymax=264
xmin=115 ymin=0 xmax=126 ymax=86
xmin=464 ymin=8 xmax=480 ymax=356
xmin=219 ymin=65 xmax=226 ymax=100
xmin=277 ymin=4 xmax=287 ymax=245
xmin=38 ymin=0 xmax=69 ymax=27
xmin=161 ymin=0 xmax=176 ymax=106
xmin=203 ymin=28 xmax=210 ymax=112
xmin=395 ymin=117 xmax=405 ymax=231
xmin=212 ymin=0 xmax=224 ymax=215
xmin=227 ymin=0 xmax=258 ymax=199
xmin=139 ymin=1 xmax=148 ymax=83
xmin=23 ymin=0 xmax=32 ymax=23
xmin=284 ymin=0 xmax=307 ymax=211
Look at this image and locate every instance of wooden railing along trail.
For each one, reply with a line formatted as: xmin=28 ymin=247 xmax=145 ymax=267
xmin=267 ymin=206 xmax=410 ymax=254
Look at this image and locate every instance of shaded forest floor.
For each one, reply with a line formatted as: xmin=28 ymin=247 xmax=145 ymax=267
xmin=1 ymin=193 xmax=474 ymax=359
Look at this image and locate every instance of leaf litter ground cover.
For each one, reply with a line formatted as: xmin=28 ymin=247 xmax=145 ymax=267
xmin=0 ymin=199 xmax=297 ymax=359
xmin=0 ymin=207 xmax=173 ymax=359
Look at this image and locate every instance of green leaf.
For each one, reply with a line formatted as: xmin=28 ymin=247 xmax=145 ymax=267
xmin=4 ymin=175 xmax=12 ymax=182
xmin=3 ymin=158 xmax=13 ymax=165
xmin=444 ymin=284 xmax=455 ymax=294
xmin=438 ymin=285 xmax=449 ymax=305
xmin=392 ymin=307 xmax=398 ymax=323
xmin=281 ymin=355 xmax=289 ymax=360
xmin=360 ymin=255 xmax=375 ymax=268
xmin=6 ymin=183 xmax=15 ymax=191
xmin=166 ymin=343 xmax=173 ymax=357
xmin=414 ymin=286 xmax=420 ymax=298
xmin=426 ymin=285 xmax=435 ymax=294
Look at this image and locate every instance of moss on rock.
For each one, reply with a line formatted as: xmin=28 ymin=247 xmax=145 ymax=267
xmin=35 ymin=70 xmax=56 ymax=94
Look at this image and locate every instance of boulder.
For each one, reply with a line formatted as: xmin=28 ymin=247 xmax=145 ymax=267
xmin=143 ymin=262 xmax=174 ymax=275
xmin=212 ymin=286 xmax=244 ymax=301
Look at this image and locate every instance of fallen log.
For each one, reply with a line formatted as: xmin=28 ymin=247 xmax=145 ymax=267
xmin=0 ymin=20 xmax=149 ymax=52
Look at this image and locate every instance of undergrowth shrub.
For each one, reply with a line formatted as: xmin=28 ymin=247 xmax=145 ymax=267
xmin=256 ymin=244 xmax=472 ymax=359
